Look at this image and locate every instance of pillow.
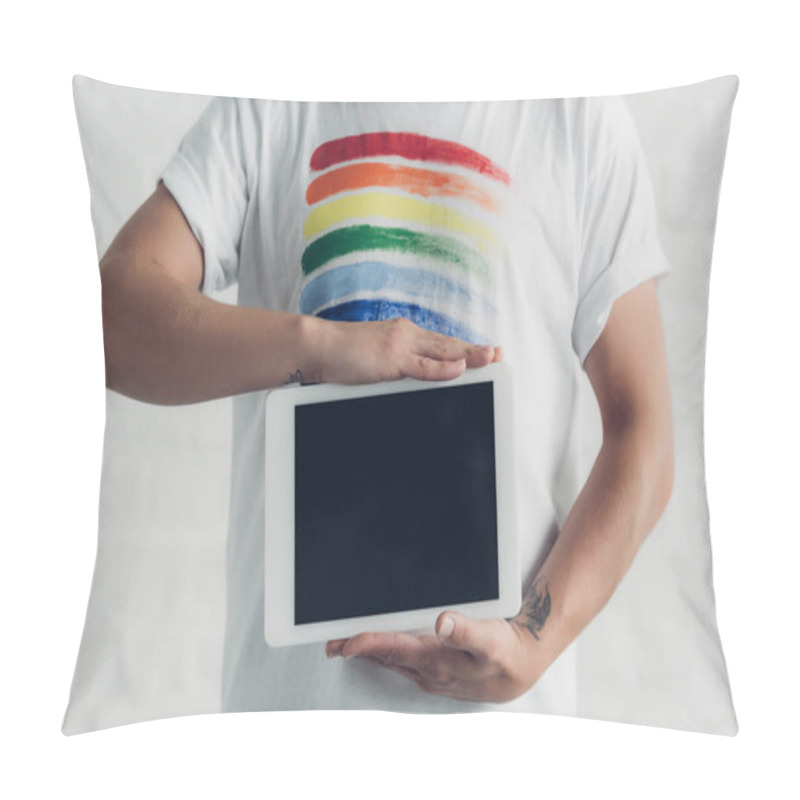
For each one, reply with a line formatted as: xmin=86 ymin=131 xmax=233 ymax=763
xmin=63 ymin=74 xmax=739 ymax=735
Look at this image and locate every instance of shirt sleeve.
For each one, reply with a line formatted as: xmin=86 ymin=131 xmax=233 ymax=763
xmin=158 ymin=97 xmax=251 ymax=295
xmin=571 ymin=96 xmax=673 ymax=366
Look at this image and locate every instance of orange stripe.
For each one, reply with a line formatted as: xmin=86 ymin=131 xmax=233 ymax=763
xmin=306 ymin=162 xmax=500 ymax=212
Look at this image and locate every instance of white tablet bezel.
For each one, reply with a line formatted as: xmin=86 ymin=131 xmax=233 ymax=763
xmin=263 ymin=360 xmax=520 ymax=647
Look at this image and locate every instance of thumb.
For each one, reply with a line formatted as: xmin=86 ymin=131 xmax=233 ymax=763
xmin=436 ymin=611 xmax=494 ymax=658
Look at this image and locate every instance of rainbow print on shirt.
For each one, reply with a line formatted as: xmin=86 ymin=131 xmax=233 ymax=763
xmin=299 ymin=132 xmax=510 ymax=344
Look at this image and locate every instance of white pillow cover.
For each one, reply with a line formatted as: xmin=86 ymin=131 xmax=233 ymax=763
xmin=63 ymin=75 xmax=739 ymax=735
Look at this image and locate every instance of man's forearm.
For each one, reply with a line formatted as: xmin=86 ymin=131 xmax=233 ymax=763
xmin=512 ymin=421 xmax=675 ymax=679
xmin=101 ymin=253 xmax=325 ymax=405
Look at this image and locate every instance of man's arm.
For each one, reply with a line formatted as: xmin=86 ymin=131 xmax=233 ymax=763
xmin=328 ymin=278 xmax=674 ymax=702
xmin=101 ymin=181 xmax=499 ymax=405
xmin=506 ymin=276 xmax=674 ymax=686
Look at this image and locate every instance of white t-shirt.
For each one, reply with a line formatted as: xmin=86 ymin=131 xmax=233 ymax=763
xmin=160 ymin=96 xmax=671 ymax=716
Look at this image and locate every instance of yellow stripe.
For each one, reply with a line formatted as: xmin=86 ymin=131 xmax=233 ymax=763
xmin=303 ymin=192 xmax=500 ymax=254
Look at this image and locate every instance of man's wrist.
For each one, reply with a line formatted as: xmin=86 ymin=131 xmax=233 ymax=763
xmin=295 ymin=312 xmax=330 ymax=385
xmin=512 ymin=577 xmax=553 ymax=642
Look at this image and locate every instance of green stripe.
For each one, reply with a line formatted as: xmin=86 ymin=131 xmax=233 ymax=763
xmin=301 ymin=225 xmax=490 ymax=278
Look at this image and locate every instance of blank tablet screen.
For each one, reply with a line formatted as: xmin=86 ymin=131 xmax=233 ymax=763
xmin=294 ymin=381 xmax=499 ymax=625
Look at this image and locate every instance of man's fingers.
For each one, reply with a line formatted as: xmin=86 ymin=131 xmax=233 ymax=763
xmin=402 ymin=341 xmax=501 ymax=381
xmin=415 ymin=331 xmax=496 ymax=366
xmin=436 ymin=611 xmax=498 ymax=660
xmin=340 ymin=631 xmax=427 ymax=665
xmin=404 ymin=355 xmax=466 ymax=381
xmin=462 ymin=344 xmax=497 ymax=368
xmin=325 ymin=639 xmax=348 ymax=658
xmin=381 ymin=318 xmax=502 ymax=380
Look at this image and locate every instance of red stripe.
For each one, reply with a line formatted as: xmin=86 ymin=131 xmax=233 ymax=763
xmin=310 ymin=132 xmax=510 ymax=185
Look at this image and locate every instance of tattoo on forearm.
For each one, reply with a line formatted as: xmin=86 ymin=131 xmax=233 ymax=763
xmin=284 ymin=369 xmax=304 ymax=385
xmin=516 ymin=579 xmax=551 ymax=641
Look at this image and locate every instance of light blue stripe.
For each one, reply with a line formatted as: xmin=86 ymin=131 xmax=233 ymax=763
xmin=298 ymin=261 xmax=495 ymax=319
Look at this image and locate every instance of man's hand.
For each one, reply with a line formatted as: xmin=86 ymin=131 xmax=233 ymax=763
xmin=325 ymin=607 xmax=548 ymax=704
xmin=307 ymin=316 xmax=502 ymax=385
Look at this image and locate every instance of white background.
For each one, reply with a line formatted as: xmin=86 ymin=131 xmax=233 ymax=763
xmin=2 ymin=1 xmax=797 ymax=797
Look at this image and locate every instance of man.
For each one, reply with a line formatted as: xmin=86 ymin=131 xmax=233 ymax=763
xmin=100 ymin=96 xmax=674 ymax=713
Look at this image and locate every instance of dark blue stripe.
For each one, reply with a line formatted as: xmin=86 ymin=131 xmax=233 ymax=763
xmin=316 ymin=299 xmax=487 ymax=344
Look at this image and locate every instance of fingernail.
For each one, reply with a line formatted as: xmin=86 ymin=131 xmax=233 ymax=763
xmin=439 ymin=617 xmax=455 ymax=638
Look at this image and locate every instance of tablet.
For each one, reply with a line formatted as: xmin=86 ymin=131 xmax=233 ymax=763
xmin=263 ymin=360 xmax=519 ymax=647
